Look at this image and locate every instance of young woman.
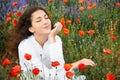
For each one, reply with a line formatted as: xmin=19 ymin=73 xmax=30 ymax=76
xmin=9 ymin=6 xmax=95 ymax=80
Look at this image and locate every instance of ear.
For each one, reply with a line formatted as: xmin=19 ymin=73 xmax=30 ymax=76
xmin=29 ymin=27 xmax=34 ymax=33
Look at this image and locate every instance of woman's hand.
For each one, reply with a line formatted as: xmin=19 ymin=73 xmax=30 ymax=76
xmin=72 ymin=58 xmax=96 ymax=70
xmin=49 ymin=22 xmax=62 ymax=43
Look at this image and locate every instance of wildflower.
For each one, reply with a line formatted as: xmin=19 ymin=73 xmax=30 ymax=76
xmin=48 ymin=0 xmax=53 ymax=3
xmin=103 ymin=49 xmax=111 ymax=55
xmin=116 ymin=2 xmax=120 ymax=7
xmin=66 ymin=71 xmax=74 ymax=79
xmin=3 ymin=58 xmax=11 ymax=65
xmin=87 ymin=3 xmax=93 ymax=10
xmin=108 ymin=31 xmax=113 ymax=35
xmin=12 ymin=19 xmax=18 ymax=26
xmin=7 ymin=13 xmax=12 ymax=17
xmin=78 ymin=63 xmax=86 ymax=71
xmin=66 ymin=20 xmax=72 ymax=25
xmin=78 ymin=30 xmax=85 ymax=37
xmin=49 ymin=14 xmax=53 ymax=18
xmin=93 ymin=3 xmax=97 ymax=8
xmin=79 ymin=6 xmax=84 ymax=11
xmin=10 ymin=65 xmax=21 ymax=77
xmin=64 ymin=64 xmax=72 ymax=71
xmin=88 ymin=15 xmax=93 ymax=19
xmin=63 ymin=28 xmax=69 ymax=35
xmin=106 ymin=73 xmax=115 ymax=80
xmin=32 ymin=68 xmax=40 ymax=75
xmin=16 ymin=11 xmax=22 ymax=16
xmin=78 ymin=0 xmax=84 ymax=4
xmin=88 ymin=30 xmax=95 ymax=35
xmin=111 ymin=36 xmax=117 ymax=41
xmin=93 ymin=20 xmax=98 ymax=26
xmin=51 ymin=61 xmax=60 ymax=67
xmin=60 ymin=17 xmax=66 ymax=28
xmin=75 ymin=18 xmax=81 ymax=23
xmin=63 ymin=0 xmax=68 ymax=3
xmin=24 ymin=53 xmax=32 ymax=60
xmin=12 ymin=2 xmax=18 ymax=6
xmin=6 ymin=17 xmax=11 ymax=22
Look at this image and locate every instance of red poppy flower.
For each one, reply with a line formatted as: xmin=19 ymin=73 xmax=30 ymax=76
xmin=48 ymin=0 xmax=53 ymax=2
xmin=88 ymin=30 xmax=95 ymax=35
xmin=63 ymin=0 xmax=68 ymax=3
xmin=75 ymin=18 xmax=81 ymax=23
xmin=7 ymin=13 xmax=12 ymax=17
xmin=63 ymin=28 xmax=69 ymax=35
xmin=93 ymin=20 xmax=98 ymax=26
xmin=116 ymin=2 xmax=120 ymax=7
xmin=12 ymin=19 xmax=18 ymax=26
xmin=78 ymin=63 xmax=86 ymax=71
xmin=78 ymin=0 xmax=84 ymax=4
xmin=108 ymin=31 xmax=113 ymax=35
xmin=87 ymin=3 xmax=93 ymax=10
xmin=6 ymin=17 xmax=11 ymax=22
xmin=32 ymin=68 xmax=40 ymax=75
xmin=60 ymin=17 xmax=66 ymax=28
xmin=24 ymin=53 xmax=32 ymax=60
xmin=106 ymin=73 xmax=116 ymax=80
xmin=66 ymin=71 xmax=74 ymax=79
xmin=10 ymin=65 xmax=21 ymax=77
xmin=88 ymin=15 xmax=93 ymax=19
xmin=51 ymin=61 xmax=60 ymax=67
xmin=79 ymin=6 xmax=84 ymax=11
xmin=3 ymin=58 xmax=11 ymax=65
xmin=66 ymin=20 xmax=72 ymax=25
xmin=12 ymin=65 xmax=21 ymax=72
xmin=78 ymin=30 xmax=85 ymax=37
xmin=111 ymin=36 xmax=117 ymax=41
xmin=12 ymin=2 xmax=18 ymax=6
xmin=64 ymin=64 xmax=72 ymax=71
xmin=49 ymin=14 xmax=53 ymax=18
xmin=16 ymin=11 xmax=22 ymax=16
xmin=10 ymin=69 xmax=19 ymax=77
xmin=93 ymin=3 xmax=97 ymax=8
xmin=103 ymin=49 xmax=111 ymax=55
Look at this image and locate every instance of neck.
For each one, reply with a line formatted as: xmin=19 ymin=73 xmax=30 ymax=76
xmin=34 ymin=34 xmax=48 ymax=47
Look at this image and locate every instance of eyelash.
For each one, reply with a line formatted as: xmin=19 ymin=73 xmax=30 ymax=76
xmin=36 ymin=17 xmax=49 ymax=22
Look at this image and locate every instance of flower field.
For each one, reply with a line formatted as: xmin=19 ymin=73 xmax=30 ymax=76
xmin=0 ymin=0 xmax=120 ymax=80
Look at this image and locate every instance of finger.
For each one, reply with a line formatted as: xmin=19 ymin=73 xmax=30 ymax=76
xmin=89 ymin=61 xmax=96 ymax=66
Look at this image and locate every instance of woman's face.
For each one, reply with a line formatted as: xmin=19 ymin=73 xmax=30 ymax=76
xmin=29 ymin=10 xmax=52 ymax=36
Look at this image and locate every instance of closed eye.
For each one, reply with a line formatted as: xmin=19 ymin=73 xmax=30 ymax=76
xmin=36 ymin=20 xmax=41 ymax=22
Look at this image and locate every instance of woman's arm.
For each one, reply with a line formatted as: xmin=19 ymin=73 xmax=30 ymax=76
xmin=71 ymin=58 xmax=96 ymax=70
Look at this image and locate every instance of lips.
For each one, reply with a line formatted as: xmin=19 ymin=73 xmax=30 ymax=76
xmin=43 ymin=25 xmax=51 ymax=29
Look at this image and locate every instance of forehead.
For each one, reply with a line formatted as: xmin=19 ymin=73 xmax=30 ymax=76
xmin=31 ymin=10 xmax=47 ymax=19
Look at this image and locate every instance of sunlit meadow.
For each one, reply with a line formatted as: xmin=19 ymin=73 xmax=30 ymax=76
xmin=0 ymin=0 xmax=120 ymax=80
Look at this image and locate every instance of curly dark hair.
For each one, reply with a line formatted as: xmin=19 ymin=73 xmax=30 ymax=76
xmin=5 ymin=6 xmax=53 ymax=61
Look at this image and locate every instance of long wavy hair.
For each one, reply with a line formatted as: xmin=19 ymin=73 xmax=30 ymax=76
xmin=5 ymin=6 xmax=53 ymax=61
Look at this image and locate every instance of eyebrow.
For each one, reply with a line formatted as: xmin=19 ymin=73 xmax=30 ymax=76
xmin=36 ymin=14 xmax=48 ymax=20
